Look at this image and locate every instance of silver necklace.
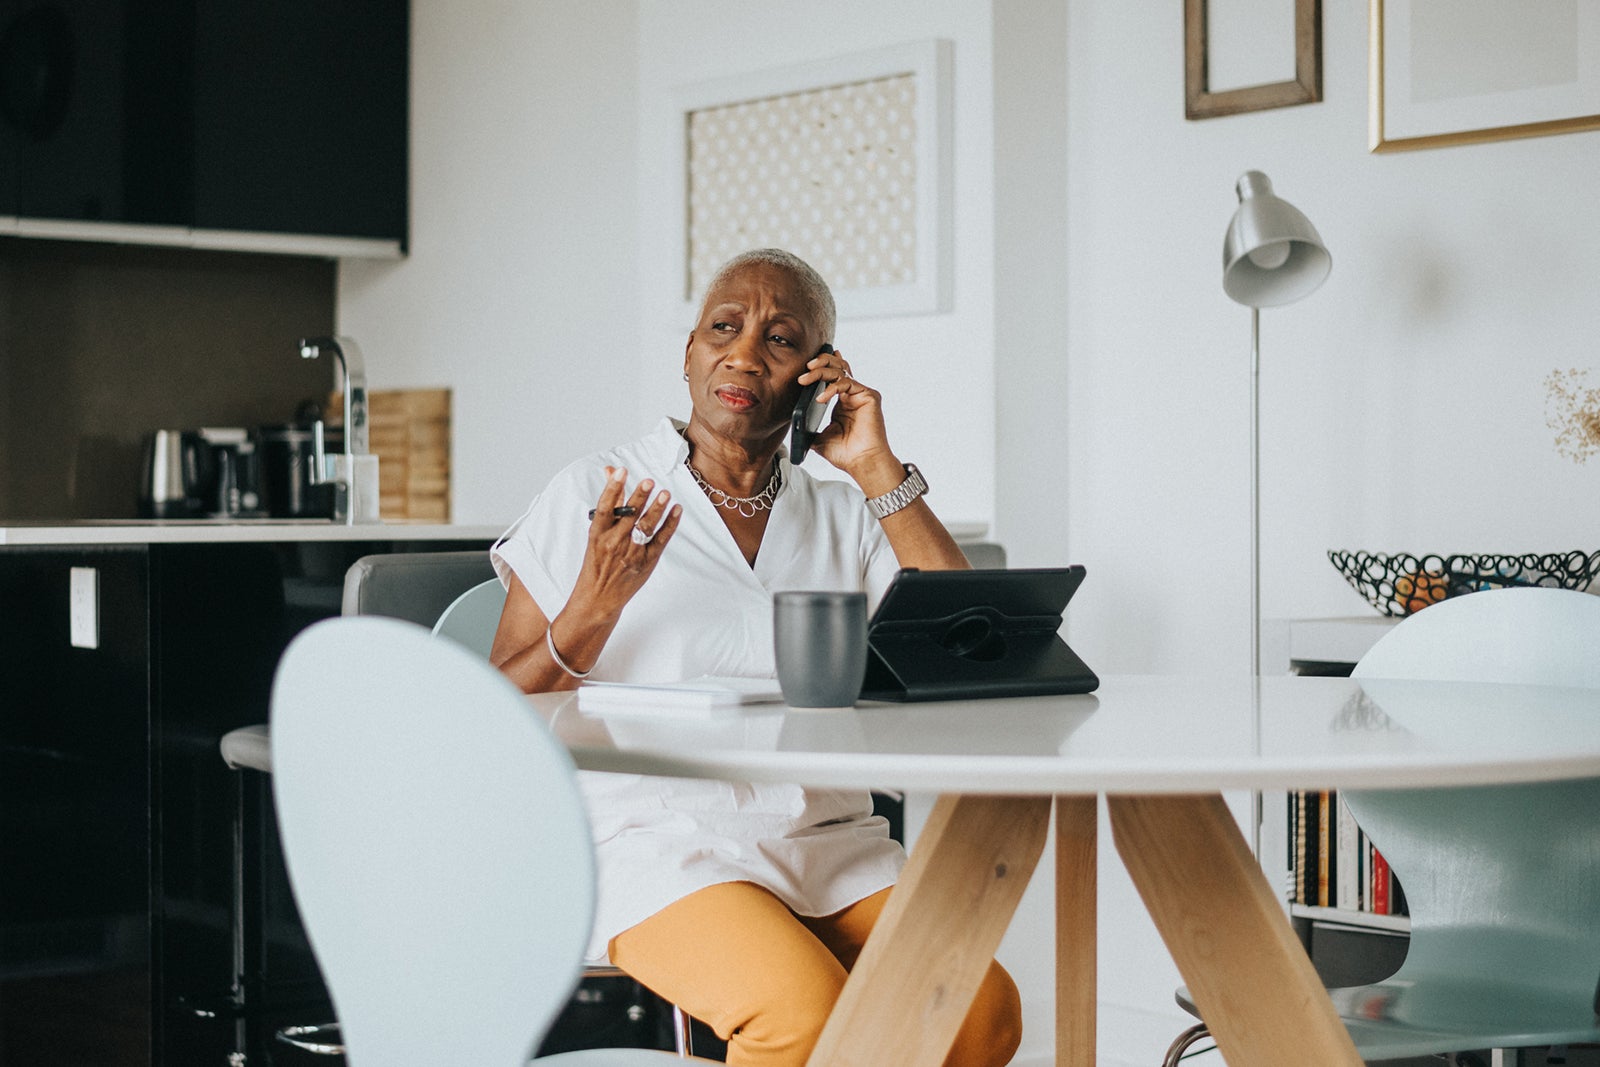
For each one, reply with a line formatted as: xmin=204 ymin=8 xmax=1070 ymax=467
xmin=684 ymin=452 xmax=782 ymax=518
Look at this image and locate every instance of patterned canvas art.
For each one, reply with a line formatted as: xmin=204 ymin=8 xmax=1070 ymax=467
xmin=686 ymin=73 xmax=919 ymax=302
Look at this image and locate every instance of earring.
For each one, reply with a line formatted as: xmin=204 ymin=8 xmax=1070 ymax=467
xmin=682 ymin=372 xmax=689 ymax=381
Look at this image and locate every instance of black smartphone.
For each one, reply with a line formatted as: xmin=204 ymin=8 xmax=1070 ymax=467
xmin=789 ymin=344 xmax=833 ymax=465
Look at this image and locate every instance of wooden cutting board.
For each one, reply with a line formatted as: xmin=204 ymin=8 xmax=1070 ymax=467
xmin=326 ymin=388 xmax=450 ymax=522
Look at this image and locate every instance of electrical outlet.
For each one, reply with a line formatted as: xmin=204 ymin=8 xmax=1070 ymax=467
xmin=70 ymin=567 xmax=99 ymax=650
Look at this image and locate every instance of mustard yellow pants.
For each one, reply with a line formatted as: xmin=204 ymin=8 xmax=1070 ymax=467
xmin=608 ymin=881 xmax=1023 ymax=1067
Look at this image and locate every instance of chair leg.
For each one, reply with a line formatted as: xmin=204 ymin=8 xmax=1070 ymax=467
xmin=670 ymin=1003 xmax=694 ymax=1057
xmin=1161 ymin=1022 xmax=1211 ymax=1067
xmin=228 ymin=768 xmax=251 ymax=1064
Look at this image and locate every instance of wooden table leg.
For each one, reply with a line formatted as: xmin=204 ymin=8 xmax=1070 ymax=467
xmin=1054 ymin=795 xmax=1096 ymax=1067
xmin=807 ymin=793 xmax=1051 ymax=1067
xmin=1106 ymin=793 xmax=1362 ymax=1067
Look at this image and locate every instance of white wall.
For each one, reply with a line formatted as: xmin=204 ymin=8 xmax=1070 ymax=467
xmin=635 ymin=0 xmax=996 ymax=532
xmin=338 ymin=0 xmax=643 ymax=525
xmin=1061 ymin=3 xmax=1600 ymax=681
xmin=1057 ymin=5 xmax=1600 ymax=1063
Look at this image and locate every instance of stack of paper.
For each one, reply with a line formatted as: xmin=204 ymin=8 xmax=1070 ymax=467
xmin=576 ymin=676 xmax=785 ymax=718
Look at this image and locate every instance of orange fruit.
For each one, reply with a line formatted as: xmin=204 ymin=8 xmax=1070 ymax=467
xmin=1394 ymin=570 xmax=1449 ymax=614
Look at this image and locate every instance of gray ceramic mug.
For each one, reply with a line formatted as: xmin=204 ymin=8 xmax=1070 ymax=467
xmin=773 ymin=591 xmax=869 ymax=709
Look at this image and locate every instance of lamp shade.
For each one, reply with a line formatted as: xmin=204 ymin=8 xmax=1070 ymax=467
xmin=1222 ymin=171 xmax=1331 ymax=308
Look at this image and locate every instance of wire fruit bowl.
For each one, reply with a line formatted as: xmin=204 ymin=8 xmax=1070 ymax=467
xmin=1327 ymin=550 xmax=1600 ymax=617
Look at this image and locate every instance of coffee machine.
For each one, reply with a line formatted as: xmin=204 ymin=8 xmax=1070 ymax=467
xmin=138 ymin=427 xmax=263 ymax=518
xmin=256 ymin=423 xmax=336 ymax=519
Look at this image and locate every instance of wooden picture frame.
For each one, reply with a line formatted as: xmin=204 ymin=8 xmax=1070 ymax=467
xmin=1369 ymin=0 xmax=1600 ymax=153
xmin=1186 ymin=0 xmax=1323 ymax=119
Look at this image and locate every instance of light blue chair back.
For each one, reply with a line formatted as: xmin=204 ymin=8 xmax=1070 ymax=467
xmin=271 ymin=617 xmax=593 ymax=1065
xmin=1333 ymin=588 xmax=1600 ymax=1058
xmin=431 ymin=578 xmax=508 ymax=657
xmin=270 ymin=617 xmax=711 ymax=1066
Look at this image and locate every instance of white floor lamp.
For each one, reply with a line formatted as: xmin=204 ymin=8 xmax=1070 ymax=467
xmin=1221 ymin=171 xmax=1330 ymax=862
xmin=1221 ymin=170 xmax=1332 ymax=678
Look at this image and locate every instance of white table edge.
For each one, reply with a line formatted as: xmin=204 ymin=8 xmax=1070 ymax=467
xmin=566 ymin=747 xmax=1600 ymax=795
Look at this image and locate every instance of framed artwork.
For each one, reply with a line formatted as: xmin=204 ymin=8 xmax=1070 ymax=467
xmin=1185 ymin=0 xmax=1323 ymax=119
xmin=1370 ymin=0 xmax=1600 ymax=152
xmin=669 ymin=39 xmax=952 ymax=320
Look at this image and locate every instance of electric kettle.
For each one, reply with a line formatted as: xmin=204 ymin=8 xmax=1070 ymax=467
xmin=138 ymin=430 xmax=205 ymax=518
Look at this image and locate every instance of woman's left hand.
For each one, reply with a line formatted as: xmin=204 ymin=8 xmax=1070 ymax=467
xmin=800 ymin=349 xmax=902 ymax=486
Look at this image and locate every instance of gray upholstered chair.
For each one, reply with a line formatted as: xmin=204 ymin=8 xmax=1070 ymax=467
xmin=958 ymin=540 xmax=1006 ymax=569
xmin=339 ymin=550 xmax=498 ymax=624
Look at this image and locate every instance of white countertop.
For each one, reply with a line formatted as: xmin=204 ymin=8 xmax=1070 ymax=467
xmin=2 ymin=520 xmax=991 ymax=547
xmin=0 ymin=520 xmax=508 ymax=546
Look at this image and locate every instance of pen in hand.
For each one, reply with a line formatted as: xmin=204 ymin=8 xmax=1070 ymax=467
xmin=588 ymin=506 xmax=639 ymax=520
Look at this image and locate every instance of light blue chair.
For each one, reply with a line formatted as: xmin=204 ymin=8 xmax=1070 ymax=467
xmin=270 ymin=616 xmax=717 ymax=1066
xmin=432 ymin=577 xmax=509 ymax=656
xmin=1164 ymin=588 xmax=1600 ymax=1066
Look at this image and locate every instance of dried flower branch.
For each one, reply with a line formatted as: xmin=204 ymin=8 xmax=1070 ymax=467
xmin=1545 ymin=368 xmax=1600 ymax=464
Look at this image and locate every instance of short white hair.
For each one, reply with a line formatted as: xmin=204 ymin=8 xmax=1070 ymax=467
xmin=699 ymin=248 xmax=836 ymax=345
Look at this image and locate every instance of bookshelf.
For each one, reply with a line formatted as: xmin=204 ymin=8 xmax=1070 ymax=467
xmin=1272 ymin=617 xmax=1410 ymax=982
xmin=1285 ymin=787 xmax=1409 ymax=925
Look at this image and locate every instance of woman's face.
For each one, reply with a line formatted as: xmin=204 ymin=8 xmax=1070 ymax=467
xmin=683 ymin=263 xmax=822 ymax=447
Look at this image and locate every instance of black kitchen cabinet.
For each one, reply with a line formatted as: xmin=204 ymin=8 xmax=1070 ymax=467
xmin=0 ymin=0 xmax=408 ymax=246
xmin=0 ymin=546 xmax=151 ymax=1066
xmin=0 ymin=536 xmax=484 ymax=1067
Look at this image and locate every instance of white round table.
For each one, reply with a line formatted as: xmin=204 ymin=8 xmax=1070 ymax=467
xmin=530 ymin=674 xmax=1600 ymax=1067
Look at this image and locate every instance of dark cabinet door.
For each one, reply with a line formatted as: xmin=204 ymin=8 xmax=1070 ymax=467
xmin=0 ymin=546 xmax=152 ymax=1067
xmin=0 ymin=0 xmax=406 ymax=244
xmin=189 ymin=0 xmax=408 ymax=241
xmin=1 ymin=2 xmax=144 ymax=223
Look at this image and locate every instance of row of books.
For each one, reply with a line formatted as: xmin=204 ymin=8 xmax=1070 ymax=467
xmin=1288 ymin=790 xmax=1408 ymax=917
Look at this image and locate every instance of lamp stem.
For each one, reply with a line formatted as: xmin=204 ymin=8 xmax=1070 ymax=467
xmin=1250 ymin=307 xmax=1261 ymax=680
xmin=1250 ymin=306 xmax=1263 ymax=862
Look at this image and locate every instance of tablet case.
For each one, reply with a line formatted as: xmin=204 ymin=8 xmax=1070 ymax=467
xmin=859 ymin=566 xmax=1099 ymax=702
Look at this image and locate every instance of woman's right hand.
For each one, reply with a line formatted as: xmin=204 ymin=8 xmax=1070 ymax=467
xmin=491 ymin=466 xmax=681 ymax=692
xmin=570 ymin=466 xmax=683 ymax=619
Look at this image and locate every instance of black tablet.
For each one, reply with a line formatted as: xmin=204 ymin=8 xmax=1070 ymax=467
xmin=859 ymin=566 xmax=1099 ymax=702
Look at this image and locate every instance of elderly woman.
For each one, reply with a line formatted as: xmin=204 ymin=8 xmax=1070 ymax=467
xmin=489 ymin=249 xmax=1021 ymax=1066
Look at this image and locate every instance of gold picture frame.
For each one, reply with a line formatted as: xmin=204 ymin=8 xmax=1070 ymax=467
xmin=1185 ymin=0 xmax=1323 ymax=119
xmin=1370 ymin=0 xmax=1600 ymax=153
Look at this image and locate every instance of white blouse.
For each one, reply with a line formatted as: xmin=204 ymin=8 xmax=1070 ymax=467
xmin=492 ymin=418 xmax=907 ymax=960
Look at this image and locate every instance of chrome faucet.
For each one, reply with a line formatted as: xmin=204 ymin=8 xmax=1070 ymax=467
xmin=298 ymin=335 xmax=377 ymax=523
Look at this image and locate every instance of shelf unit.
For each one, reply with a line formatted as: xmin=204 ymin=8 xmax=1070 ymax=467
xmin=1291 ymin=904 xmax=1409 ymax=933
xmin=1270 ymin=615 xmax=1410 ymax=975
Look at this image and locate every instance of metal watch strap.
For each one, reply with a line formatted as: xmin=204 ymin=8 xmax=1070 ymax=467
xmin=865 ymin=463 xmax=928 ymax=520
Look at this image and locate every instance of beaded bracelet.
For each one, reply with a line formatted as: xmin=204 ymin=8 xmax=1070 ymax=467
xmin=546 ymin=626 xmax=592 ymax=679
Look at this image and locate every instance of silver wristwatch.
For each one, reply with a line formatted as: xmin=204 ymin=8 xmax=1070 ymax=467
xmin=865 ymin=463 xmax=928 ymax=520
